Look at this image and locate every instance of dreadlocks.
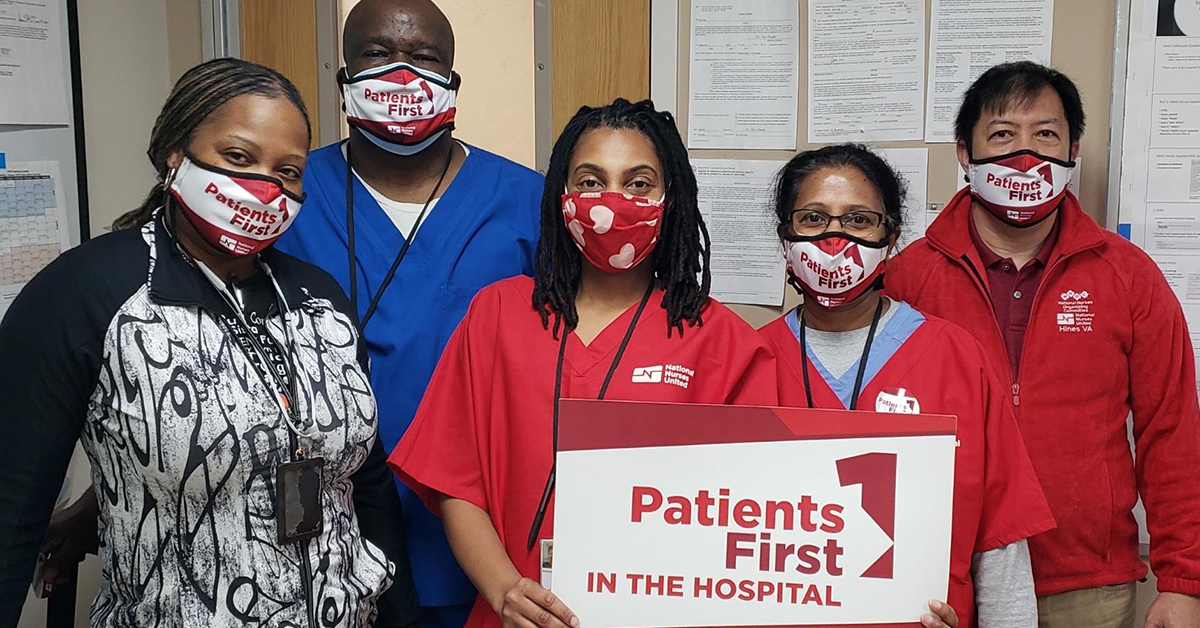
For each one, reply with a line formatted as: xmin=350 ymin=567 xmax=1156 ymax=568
xmin=111 ymin=57 xmax=310 ymax=230
xmin=532 ymin=98 xmax=711 ymax=337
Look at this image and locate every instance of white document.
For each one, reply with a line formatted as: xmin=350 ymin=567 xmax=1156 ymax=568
xmin=1147 ymin=150 xmax=1200 ymax=202
xmin=1144 ymin=202 xmax=1200 ymax=255
xmin=0 ymin=161 xmax=69 ymax=320
xmin=1152 ymin=95 xmax=1200 ymax=148
xmin=1154 ymin=38 xmax=1200 ymax=93
xmin=0 ymin=1 xmax=70 ymax=126
xmin=688 ymin=0 xmax=798 ymax=150
xmin=923 ymin=0 xmax=1054 ymax=143
xmin=808 ymin=0 xmax=925 ymax=143
xmin=693 ymin=159 xmax=786 ymax=306
xmin=874 ymin=148 xmax=929 ymax=250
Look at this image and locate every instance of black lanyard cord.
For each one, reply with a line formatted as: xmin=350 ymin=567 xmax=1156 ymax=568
xmin=345 ymin=141 xmax=454 ymax=328
xmin=799 ymin=296 xmax=885 ymax=410
xmin=526 ymin=281 xmax=656 ymax=550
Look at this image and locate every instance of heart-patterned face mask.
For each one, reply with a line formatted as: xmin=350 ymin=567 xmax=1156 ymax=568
xmin=561 ymin=191 xmax=664 ymax=273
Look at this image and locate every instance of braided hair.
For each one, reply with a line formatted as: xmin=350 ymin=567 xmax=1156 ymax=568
xmin=532 ymin=98 xmax=711 ymax=337
xmin=112 ymin=57 xmax=311 ymax=230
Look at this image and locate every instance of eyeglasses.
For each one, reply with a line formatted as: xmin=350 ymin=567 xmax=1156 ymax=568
xmin=786 ymin=209 xmax=886 ymax=237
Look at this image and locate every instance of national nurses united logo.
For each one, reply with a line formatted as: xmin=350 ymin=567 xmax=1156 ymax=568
xmin=631 ymin=364 xmax=694 ymax=389
xmin=1056 ymin=289 xmax=1095 ymax=333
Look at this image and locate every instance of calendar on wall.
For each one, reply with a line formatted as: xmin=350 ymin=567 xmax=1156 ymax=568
xmin=0 ymin=162 xmax=70 ymax=320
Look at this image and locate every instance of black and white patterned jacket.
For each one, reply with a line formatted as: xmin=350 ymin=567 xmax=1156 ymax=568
xmin=0 ymin=216 xmax=421 ymax=628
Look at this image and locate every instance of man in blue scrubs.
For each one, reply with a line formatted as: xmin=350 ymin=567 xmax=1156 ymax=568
xmin=276 ymin=1 xmax=542 ymax=625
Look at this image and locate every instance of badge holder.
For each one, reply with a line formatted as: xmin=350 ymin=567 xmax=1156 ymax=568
xmin=276 ymin=457 xmax=326 ymax=544
xmin=540 ymin=539 xmax=554 ymax=590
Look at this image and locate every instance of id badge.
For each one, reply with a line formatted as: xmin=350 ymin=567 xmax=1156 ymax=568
xmin=540 ymin=539 xmax=554 ymax=590
xmin=32 ymin=553 xmax=54 ymax=598
xmin=276 ymin=457 xmax=325 ymax=544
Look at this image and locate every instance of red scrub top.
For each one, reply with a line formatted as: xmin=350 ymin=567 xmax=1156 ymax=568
xmin=391 ymin=276 xmax=778 ymax=628
xmin=759 ymin=304 xmax=1054 ymax=628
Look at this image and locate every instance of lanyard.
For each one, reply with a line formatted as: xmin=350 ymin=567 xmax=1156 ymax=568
xmin=345 ymin=141 xmax=454 ymax=328
xmin=525 ymin=281 xmax=656 ymax=550
xmin=798 ymin=297 xmax=885 ymax=410
xmin=185 ymin=248 xmax=322 ymax=451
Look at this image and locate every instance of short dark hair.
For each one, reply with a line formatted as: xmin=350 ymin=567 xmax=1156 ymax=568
xmin=533 ymin=98 xmax=710 ymax=337
xmin=772 ymin=144 xmax=907 ymax=233
xmin=954 ymin=61 xmax=1085 ymax=152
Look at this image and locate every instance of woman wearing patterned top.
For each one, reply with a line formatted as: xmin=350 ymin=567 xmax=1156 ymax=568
xmin=0 ymin=58 xmax=420 ymax=628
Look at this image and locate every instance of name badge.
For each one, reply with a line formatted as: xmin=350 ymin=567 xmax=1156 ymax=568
xmin=276 ymin=457 xmax=325 ymax=544
xmin=540 ymin=539 xmax=554 ymax=590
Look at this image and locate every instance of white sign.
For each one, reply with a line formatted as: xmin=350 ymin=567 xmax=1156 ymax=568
xmin=553 ymin=401 xmax=956 ymax=628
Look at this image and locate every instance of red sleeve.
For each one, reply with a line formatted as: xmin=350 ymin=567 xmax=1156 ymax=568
xmin=1127 ymin=256 xmax=1200 ymax=595
xmin=388 ymin=291 xmax=494 ymax=517
xmin=725 ymin=341 xmax=780 ymax=407
xmin=975 ymin=348 xmax=1057 ymax=552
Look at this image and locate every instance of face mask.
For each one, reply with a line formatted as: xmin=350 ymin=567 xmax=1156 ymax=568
xmin=338 ymin=62 xmax=460 ymax=156
xmin=168 ymin=154 xmax=305 ymax=257
xmin=783 ymin=232 xmax=889 ymax=309
xmin=967 ymin=149 xmax=1074 ymax=227
xmin=562 ymin=191 xmax=664 ymax=273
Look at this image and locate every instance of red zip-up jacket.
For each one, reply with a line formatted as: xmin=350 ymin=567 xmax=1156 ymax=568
xmin=885 ymin=188 xmax=1200 ymax=597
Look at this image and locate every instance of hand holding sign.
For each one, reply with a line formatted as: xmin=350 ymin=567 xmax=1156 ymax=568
xmin=923 ymin=599 xmax=959 ymax=628
xmin=500 ymin=577 xmax=580 ymax=628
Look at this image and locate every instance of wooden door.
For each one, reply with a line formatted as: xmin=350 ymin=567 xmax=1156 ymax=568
xmin=551 ymin=0 xmax=652 ymax=137
xmin=240 ymin=0 xmax=322 ymax=146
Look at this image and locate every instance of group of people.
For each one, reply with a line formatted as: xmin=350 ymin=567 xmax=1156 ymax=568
xmin=0 ymin=1 xmax=1197 ymax=628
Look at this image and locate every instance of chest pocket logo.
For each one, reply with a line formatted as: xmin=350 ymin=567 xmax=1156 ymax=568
xmin=631 ymin=365 xmax=663 ymax=383
xmin=1056 ymin=289 xmax=1095 ymax=333
xmin=875 ymin=388 xmax=920 ymax=414
xmin=631 ymin=364 xmax=694 ymax=389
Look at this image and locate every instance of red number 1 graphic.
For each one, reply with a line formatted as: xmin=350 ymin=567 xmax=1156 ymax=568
xmin=836 ymin=452 xmax=898 ymax=579
xmin=1037 ymin=163 xmax=1054 ymax=185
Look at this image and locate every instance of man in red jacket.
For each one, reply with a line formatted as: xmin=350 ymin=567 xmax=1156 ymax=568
xmin=887 ymin=61 xmax=1200 ymax=628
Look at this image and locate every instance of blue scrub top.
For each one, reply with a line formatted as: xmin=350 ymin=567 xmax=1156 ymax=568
xmin=276 ymin=141 xmax=543 ymax=607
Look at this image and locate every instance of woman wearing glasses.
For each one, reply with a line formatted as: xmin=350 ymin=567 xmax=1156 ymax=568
xmin=758 ymin=145 xmax=1055 ymax=628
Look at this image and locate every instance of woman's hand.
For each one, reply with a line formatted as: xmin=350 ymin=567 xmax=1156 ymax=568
xmin=497 ymin=577 xmax=580 ymax=628
xmin=37 ymin=486 xmax=98 ymax=587
xmin=921 ymin=599 xmax=959 ymax=628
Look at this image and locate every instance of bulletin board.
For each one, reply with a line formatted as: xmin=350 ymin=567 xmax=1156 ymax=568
xmin=0 ymin=0 xmax=90 ymax=317
xmin=651 ymin=0 xmax=1120 ymax=327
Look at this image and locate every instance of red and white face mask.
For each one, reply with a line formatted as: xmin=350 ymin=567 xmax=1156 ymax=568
xmin=783 ymin=233 xmax=889 ymax=309
xmin=967 ymin=150 xmax=1074 ymax=227
xmin=168 ymin=155 xmax=304 ymax=257
xmin=339 ymin=62 xmax=460 ymax=156
xmin=562 ymin=191 xmax=664 ymax=273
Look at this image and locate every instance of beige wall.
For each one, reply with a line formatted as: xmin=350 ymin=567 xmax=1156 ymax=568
xmin=339 ymin=0 xmax=537 ymax=167
xmin=80 ymin=0 xmax=203 ymax=236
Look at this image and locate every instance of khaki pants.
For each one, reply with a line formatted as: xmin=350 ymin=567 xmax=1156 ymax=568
xmin=1037 ymin=583 xmax=1137 ymax=628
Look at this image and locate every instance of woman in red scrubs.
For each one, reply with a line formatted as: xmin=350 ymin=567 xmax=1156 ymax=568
xmin=759 ymin=144 xmax=1055 ymax=628
xmin=389 ymin=99 xmax=778 ymax=628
